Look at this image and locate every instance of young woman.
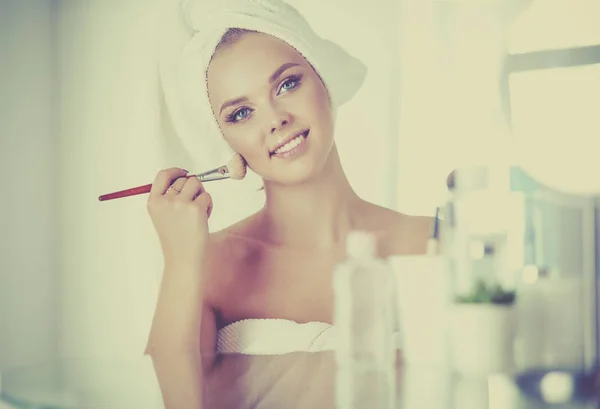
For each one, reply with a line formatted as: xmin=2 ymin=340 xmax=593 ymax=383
xmin=145 ymin=0 xmax=433 ymax=363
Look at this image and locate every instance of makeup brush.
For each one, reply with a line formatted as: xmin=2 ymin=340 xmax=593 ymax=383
xmin=98 ymin=154 xmax=247 ymax=202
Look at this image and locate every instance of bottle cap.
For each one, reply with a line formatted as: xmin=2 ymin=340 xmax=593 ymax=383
xmin=346 ymin=231 xmax=377 ymax=259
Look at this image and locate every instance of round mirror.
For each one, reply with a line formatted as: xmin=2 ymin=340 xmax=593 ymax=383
xmin=516 ymin=135 xmax=600 ymax=196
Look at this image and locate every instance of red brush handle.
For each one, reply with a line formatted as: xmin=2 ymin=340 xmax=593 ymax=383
xmin=98 ymin=175 xmax=196 ymax=201
xmin=98 ymin=183 xmax=153 ymax=201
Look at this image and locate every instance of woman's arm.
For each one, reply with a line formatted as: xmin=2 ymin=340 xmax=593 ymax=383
xmin=150 ymin=352 xmax=205 ymax=409
xmin=144 ymin=261 xmax=207 ymax=354
xmin=144 ymin=235 xmax=220 ymax=360
xmin=145 ymin=260 xmax=218 ymax=409
xmin=144 ymin=167 xmax=217 ymax=356
xmin=144 ymin=261 xmax=208 ymax=409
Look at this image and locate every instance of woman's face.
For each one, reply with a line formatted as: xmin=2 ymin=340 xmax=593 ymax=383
xmin=207 ymin=32 xmax=335 ymax=186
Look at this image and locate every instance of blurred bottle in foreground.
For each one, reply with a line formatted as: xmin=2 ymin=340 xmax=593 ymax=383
xmin=333 ymin=231 xmax=397 ymax=409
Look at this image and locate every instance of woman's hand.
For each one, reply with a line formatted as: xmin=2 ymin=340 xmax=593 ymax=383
xmin=147 ymin=167 xmax=213 ymax=268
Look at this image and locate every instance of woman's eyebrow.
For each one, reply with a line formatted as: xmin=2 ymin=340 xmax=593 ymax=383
xmin=268 ymin=62 xmax=301 ymax=84
xmin=220 ymin=96 xmax=249 ymax=115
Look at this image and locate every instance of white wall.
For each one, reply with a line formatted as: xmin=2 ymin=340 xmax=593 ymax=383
xmin=55 ymin=0 xmax=166 ymax=358
xmin=0 ymin=0 xmax=58 ymax=370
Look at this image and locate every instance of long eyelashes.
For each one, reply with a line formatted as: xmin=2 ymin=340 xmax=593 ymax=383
xmin=277 ymin=74 xmax=303 ymax=95
xmin=224 ymin=74 xmax=304 ymax=124
xmin=225 ymin=107 xmax=251 ymax=124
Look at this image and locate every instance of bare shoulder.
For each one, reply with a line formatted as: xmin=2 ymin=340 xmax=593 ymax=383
xmin=363 ymin=203 xmax=434 ymax=256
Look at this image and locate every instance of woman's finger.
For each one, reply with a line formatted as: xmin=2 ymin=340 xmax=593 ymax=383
xmin=194 ymin=190 xmax=213 ymax=219
xmin=165 ymin=176 xmax=189 ymax=196
xmin=149 ymin=168 xmax=188 ymax=197
xmin=179 ymin=176 xmax=205 ymax=200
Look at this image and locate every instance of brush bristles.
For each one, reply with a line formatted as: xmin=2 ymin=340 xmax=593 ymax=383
xmin=226 ymin=154 xmax=247 ymax=180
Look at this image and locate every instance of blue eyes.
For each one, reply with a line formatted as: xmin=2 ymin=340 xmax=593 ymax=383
xmin=232 ymin=108 xmax=251 ymax=122
xmin=279 ymin=77 xmax=298 ymax=92
xmin=226 ymin=107 xmax=252 ymax=123
xmin=225 ymin=74 xmax=303 ymax=124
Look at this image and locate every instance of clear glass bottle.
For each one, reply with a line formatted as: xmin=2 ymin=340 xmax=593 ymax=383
xmin=333 ymin=231 xmax=397 ymax=409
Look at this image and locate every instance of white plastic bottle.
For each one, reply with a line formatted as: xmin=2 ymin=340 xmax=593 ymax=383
xmin=333 ymin=231 xmax=397 ymax=409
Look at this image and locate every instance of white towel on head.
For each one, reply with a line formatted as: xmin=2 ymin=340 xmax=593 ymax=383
xmin=157 ymin=0 xmax=367 ymax=171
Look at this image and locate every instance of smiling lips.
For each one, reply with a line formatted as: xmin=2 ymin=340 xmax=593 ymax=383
xmin=271 ymin=130 xmax=309 ymax=156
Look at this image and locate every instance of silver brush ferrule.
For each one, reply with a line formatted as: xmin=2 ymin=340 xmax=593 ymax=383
xmin=196 ymin=165 xmax=230 ymax=182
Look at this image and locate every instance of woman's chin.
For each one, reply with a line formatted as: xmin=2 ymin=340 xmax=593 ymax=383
xmin=259 ymin=147 xmax=333 ymax=187
xmin=264 ymin=166 xmax=323 ymax=188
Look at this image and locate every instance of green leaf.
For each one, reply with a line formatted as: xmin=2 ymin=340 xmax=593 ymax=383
xmin=454 ymin=279 xmax=515 ymax=305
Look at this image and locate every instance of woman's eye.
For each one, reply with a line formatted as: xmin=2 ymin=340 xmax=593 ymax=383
xmin=235 ymin=108 xmax=250 ymax=120
xmin=227 ymin=107 xmax=252 ymax=123
xmin=281 ymin=79 xmax=296 ymax=91
xmin=278 ymin=75 xmax=302 ymax=94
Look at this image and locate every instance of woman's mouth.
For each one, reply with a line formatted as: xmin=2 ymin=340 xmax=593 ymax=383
xmin=270 ymin=130 xmax=309 ymax=159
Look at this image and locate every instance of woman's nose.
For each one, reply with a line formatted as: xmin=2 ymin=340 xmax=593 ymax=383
xmin=269 ymin=107 xmax=292 ymax=134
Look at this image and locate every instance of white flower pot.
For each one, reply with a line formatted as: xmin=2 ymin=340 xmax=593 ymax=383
xmin=449 ymin=304 xmax=515 ymax=374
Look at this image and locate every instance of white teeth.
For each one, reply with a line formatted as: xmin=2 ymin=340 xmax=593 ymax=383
xmin=274 ymin=133 xmax=305 ymax=154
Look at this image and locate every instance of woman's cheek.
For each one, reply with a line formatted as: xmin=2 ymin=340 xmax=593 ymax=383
xmin=228 ymin=135 xmax=261 ymax=163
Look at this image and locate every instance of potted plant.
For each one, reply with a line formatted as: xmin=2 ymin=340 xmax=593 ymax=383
xmin=449 ymin=279 xmax=516 ymax=375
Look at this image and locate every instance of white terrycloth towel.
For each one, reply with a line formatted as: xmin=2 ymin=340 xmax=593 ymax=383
xmin=157 ymin=0 xmax=367 ymax=171
xmin=217 ymin=319 xmax=336 ymax=355
xmin=216 ymin=319 xmax=404 ymax=355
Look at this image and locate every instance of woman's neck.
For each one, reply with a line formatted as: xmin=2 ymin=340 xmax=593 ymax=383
xmin=260 ymin=145 xmax=364 ymax=250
